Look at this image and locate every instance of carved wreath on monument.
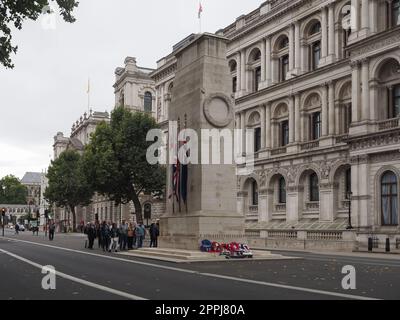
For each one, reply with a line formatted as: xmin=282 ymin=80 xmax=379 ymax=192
xmin=203 ymin=93 xmax=234 ymax=128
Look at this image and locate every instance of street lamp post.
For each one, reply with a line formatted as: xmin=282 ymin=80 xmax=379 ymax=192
xmin=2 ymin=186 xmax=6 ymax=236
xmin=346 ymin=191 xmax=353 ymax=230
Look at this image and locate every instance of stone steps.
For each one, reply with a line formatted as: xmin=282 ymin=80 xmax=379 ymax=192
xmin=118 ymin=247 xmax=292 ymax=263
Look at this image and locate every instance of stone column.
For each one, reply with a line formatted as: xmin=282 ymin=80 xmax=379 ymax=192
xmin=240 ymin=49 xmax=246 ymax=93
xmin=349 ymin=0 xmax=360 ymax=41
xmin=266 ymin=38 xmax=272 ymax=85
xmin=321 ymin=6 xmax=328 ymax=63
xmin=327 ymin=4 xmax=336 ymax=63
xmin=259 ymin=189 xmax=269 ymax=222
xmin=289 ymin=95 xmax=295 ymax=143
xmin=287 ymin=186 xmax=300 ymax=222
xmin=295 ymin=93 xmax=301 ymax=142
xmin=369 ymin=80 xmax=378 ymax=121
xmin=237 ymin=192 xmax=247 ymax=216
xmin=361 ymin=58 xmax=370 ymax=121
xmin=294 ymin=22 xmax=301 ymax=73
xmin=320 ymin=183 xmax=335 ymax=222
xmin=335 ymin=102 xmax=340 ymax=134
xmin=289 ymin=23 xmax=295 ymax=73
xmin=266 ymin=103 xmax=271 ymax=149
xmin=351 ymin=61 xmax=361 ymax=123
xmin=260 ymin=104 xmax=266 ymax=149
xmin=370 ymin=0 xmax=378 ymax=34
xmin=237 ymin=52 xmax=242 ymax=93
xmin=241 ymin=111 xmax=246 ymax=155
xmin=328 ymin=82 xmax=335 ymax=135
xmin=359 ymin=0 xmax=370 ymax=37
xmin=261 ymin=39 xmax=266 ymax=83
xmin=321 ymin=84 xmax=329 ymax=136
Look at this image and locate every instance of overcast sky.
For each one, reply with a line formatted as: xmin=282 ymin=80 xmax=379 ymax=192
xmin=0 ymin=0 xmax=262 ymax=180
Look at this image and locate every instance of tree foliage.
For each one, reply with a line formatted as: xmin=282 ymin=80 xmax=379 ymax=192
xmin=44 ymin=149 xmax=92 ymax=231
xmin=0 ymin=0 xmax=79 ymax=68
xmin=82 ymin=107 xmax=165 ymax=223
xmin=0 ymin=175 xmax=28 ymax=204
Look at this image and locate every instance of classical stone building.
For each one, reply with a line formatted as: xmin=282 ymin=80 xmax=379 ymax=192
xmin=53 ymin=110 xmax=111 ymax=228
xmin=219 ymin=0 xmax=400 ymax=250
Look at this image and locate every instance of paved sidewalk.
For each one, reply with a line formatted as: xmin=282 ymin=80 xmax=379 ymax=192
xmin=257 ymin=246 xmax=400 ymax=260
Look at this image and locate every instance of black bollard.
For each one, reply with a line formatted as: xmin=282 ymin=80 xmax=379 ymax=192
xmin=386 ymin=238 xmax=390 ymax=253
xmin=368 ymin=238 xmax=373 ymax=252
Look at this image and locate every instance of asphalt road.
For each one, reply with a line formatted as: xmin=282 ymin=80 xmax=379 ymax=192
xmin=0 ymin=230 xmax=399 ymax=300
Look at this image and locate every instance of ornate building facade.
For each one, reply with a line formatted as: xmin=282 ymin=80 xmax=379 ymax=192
xmin=221 ymin=0 xmax=400 ymax=250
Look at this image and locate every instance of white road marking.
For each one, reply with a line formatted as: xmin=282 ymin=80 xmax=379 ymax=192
xmin=3 ymin=237 xmax=381 ymax=300
xmin=0 ymin=248 xmax=147 ymax=301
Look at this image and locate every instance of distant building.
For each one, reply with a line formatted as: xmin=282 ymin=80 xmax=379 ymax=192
xmin=21 ymin=172 xmax=43 ymax=207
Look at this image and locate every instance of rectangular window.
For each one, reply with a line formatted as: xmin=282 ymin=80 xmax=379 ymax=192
xmin=312 ymin=41 xmax=321 ymax=70
xmin=311 ymin=112 xmax=321 ymax=140
xmin=393 ymin=85 xmax=400 ymax=117
xmin=392 ymin=0 xmax=400 ymax=27
xmin=232 ymin=77 xmax=237 ymax=93
xmin=280 ymin=55 xmax=289 ymax=82
xmin=254 ymin=127 xmax=261 ymax=152
xmin=280 ymin=120 xmax=289 ymax=147
xmin=255 ymin=67 xmax=261 ymax=92
xmin=252 ymin=181 xmax=259 ymax=206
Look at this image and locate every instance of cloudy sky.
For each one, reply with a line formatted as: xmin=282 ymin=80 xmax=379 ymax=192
xmin=0 ymin=0 xmax=262 ymax=179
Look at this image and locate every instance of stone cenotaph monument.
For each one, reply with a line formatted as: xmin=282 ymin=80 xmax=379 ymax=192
xmin=159 ymin=33 xmax=245 ymax=250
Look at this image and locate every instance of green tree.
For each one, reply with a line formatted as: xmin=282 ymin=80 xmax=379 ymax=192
xmin=0 ymin=175 xmax=28 ymax=204
xmin=44 ymin=150 xmax=93 ymax=232
xmin=0 ymin=0 xmax=79 ymax=68
xmin=82 ymin=107 xmax=165 ymax=223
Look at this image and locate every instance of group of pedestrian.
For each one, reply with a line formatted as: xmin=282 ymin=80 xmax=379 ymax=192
xmin=84 ymin=220 xmax=160 ymax=252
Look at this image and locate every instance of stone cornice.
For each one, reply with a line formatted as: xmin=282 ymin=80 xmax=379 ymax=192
xmin=347 ymin=129 xmax=400 ymax=152
xmin=235 ymin=58 xmax=350 ymax=108
xmin=224 ymin=0 xmax=310 ymax=42
xmin=347 ymin=26 xmax=400 ymax=60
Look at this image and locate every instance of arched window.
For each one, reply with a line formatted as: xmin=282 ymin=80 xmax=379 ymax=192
xmin=381 ymin=171 xmax=398 ymax=226
xmin=248 ymin=49 xmax=262 ymax=92
xmin=392 ymin=84 xmax=400 ymax=117
xmin=310 ymin=173 xmax=319 ymax=202
xmin=280 ymin=55 xmax=289 ymax=82
xmin=390 ymin=0 xmax=400 ymax=27
xmin=279 ymin=37 xmax=289 ymax=50
xmin=229 ymin=60 xmax=238 ymax=93
xmin=252 ymin=180 xmax=259 ymax=206
xmin=144 ymin=92 xmax=153 ymax=113
xmin=311 ymin=41 xmax=321 ymax=70
xmin=254 ymin=127 xmax=261 ymax=152
xmin=280 ymin=120 xmax=289 ymax=147
xmin=309 ymin=22 xmax=321 ymax=35
xmin=279 ymin=177 xmax=287 ymax=204
xmin=311 ymin=112 xmax=321 ymax=140
xmin=345 ymin=168 xmax=352 ymax=199
xmin=377 ymin=59 xmax=400 ymax=120
xmin=119 ymin=91 xmax=125 ymax=107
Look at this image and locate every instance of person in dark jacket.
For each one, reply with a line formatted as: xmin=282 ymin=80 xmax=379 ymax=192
xmin=100 ymin=221 xmax=110 ymax=252
xmin=96 ymin=223 xmax=102 ymax=249
xmin=87 ymin=223 xmax=96 ymax=249
xmin=49 ymin=221 xmax=56 ymax=241
xmin=149 ymin=222 xmax=160 ymax=248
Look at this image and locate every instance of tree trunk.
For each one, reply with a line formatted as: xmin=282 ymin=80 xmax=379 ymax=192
xmin=70 ymin=206 xmax=77 ymax=233
xmin=132 ymin=194 xmax=143 ymax=224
